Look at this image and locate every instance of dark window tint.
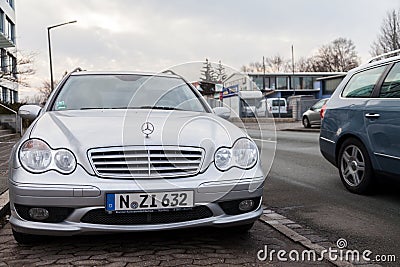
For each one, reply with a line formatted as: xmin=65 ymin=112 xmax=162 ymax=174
xmin=342 ymin=66 xmax=386 ymax=98
xmin=272 ymin=100 xmax=285 ymax=106
xmin=380 ymin=62 xmax=400 ymax=98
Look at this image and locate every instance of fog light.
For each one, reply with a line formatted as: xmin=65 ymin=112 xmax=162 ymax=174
xmin=238 ymin=200 xmax=255 ymax=211
xmin=28 ymin=208 xmax=49 ymax=221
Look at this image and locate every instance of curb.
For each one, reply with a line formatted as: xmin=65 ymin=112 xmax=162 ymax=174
xmin=0 ymin=189 xmax=9 ymax=219
xmin=258 ymin=209 xmax=382 ymax=267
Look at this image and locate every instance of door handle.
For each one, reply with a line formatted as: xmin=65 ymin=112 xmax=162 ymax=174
xmin=365 ymin=113 xmax=380 ymax=119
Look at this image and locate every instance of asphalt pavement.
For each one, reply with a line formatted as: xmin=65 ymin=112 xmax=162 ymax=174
xmin=253 ymin=129 xmax=400 ymax=266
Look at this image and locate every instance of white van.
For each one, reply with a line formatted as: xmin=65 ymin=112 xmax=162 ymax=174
xmin=256 ymin=98 xmax=287 ymax=116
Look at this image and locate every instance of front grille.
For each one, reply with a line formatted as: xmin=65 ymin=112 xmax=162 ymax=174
xmin=14 ymin=204 xmax=74 ymax=223
xmin=89 ymin=146 xmax=204 ymax=178
xmin=80 ymin=206 xmax=213 ymax=225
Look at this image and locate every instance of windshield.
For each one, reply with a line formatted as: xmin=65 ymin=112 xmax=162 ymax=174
xmin=51 ymin=74 xmax=207 ymax=112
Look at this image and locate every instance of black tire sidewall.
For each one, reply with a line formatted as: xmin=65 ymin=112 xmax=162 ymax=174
xmin=303 ymin=117 xmax=310 ymax=128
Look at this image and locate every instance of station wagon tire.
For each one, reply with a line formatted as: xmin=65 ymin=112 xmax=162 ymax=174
xmin=12 ymin=229 xmax=44 ymax=244
xmin=338 ymin=138 xmax=375 ymax=194
xmin=302 ymin=116 xmax=311 ymax=128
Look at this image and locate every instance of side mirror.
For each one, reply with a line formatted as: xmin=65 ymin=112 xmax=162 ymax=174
xmin=213 ymin=107 xmax=230 ymax=119
xmin=19 ymin=105 xmax=42 ymax=121
xmin=309 ymin=106 xmax=315 ymax=111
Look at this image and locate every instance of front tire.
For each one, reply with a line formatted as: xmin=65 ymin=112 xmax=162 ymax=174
xmin=338 ymin=138 xmax=375 ymax=194
xmin=302 ymin=116 xmax=311 ymax=128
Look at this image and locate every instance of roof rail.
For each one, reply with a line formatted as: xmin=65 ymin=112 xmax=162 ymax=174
xmin=161 ymin=69 xmax=179 ymax=76
xmin=71 ymin=67 xmax=83 ymax=73
xmin=367 ymin=49 xmax=400 ymax=63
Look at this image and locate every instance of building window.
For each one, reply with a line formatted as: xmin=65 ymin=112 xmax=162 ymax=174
xmin=270 ymin=77 xmax=276 ymax=89
xmin=252 ymin=76 xmax=263 ymax=90
xmin=9 ymin=89 xmax=13 ymax=103
xmin=276 ymin=76 xmax=288 ymax=89
xmin=0 ymin=9 xmax=4 ymax=34
xmin=11 ymin=55 xmax=17 ymax=78
xmin=2 ymin=87 xmax=8 ymax=103
xmin=323 ymin=78 xmax=342 ymax=95
xmin=292 ymin=77 xmax=301 ymax=89
xmin=5 ymin=17 xmax=15 ymax=43
xmin=1 ymin=49 xmax=7 ymax=72
xmin=13 ymin=90 xmax=18 ymax=103
xmin=303 ymin=77 xmax=314 ymax=89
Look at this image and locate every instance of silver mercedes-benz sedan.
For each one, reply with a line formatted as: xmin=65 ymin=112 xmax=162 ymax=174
xmin=9 ymin=70 xmax=266 ymax=243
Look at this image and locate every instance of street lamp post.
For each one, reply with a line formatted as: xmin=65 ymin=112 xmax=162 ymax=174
xmin=47 ymin=20 xmax=77 ymax=91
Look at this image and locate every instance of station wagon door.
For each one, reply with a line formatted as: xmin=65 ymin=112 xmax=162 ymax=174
xmin=364 ymin=62 xmax=400 ymax=175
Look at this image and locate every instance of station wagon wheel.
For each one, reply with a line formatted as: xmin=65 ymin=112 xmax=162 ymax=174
xmin=338 ymin=138 xmax=375 ymax=194
xmin=302 ymin=116 xmax=311 ymax=128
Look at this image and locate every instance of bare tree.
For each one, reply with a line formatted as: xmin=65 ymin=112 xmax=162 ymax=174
xmin=241 ymin=55 xmax=290 ymax=73
xmin=371 ymin=9 xmax=400 ymax=56
xmin=240 ymin=61 xmax=263 ymax=73
xmin=295 ymin=57 xmax=314 ymax=72
xmin=309 ymin=38 xmax=360 ymax=72
xmin=265 ymin=54 xmax=290 ymax=72
xmin=22 ymin=94 xmax=43 ymax=104
xmin=38 ymin=80 xmax=53 ymax=101
xmin=0 ymin=51 xmax=36 ymax=87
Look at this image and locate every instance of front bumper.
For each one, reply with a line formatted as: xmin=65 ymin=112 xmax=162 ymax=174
xmin=9 ymin=165 xmax=265 ymax=236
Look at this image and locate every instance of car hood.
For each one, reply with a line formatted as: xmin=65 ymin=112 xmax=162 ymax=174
xmin=28 ymin=110 xmax=248 ymax=173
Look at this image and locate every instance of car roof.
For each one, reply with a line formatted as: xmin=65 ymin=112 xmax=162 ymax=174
xmin=352 ymin=54 xmax=400 ymax=73
xmin=70 ymin=70 xmax=180 ymax=79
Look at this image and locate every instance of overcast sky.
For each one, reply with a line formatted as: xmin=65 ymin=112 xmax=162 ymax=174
xmin=16 ymin=0 xmax=400 ymax=99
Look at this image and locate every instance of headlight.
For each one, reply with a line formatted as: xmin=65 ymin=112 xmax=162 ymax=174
xmin=19 ymin=139 xmax=76 ymax=174
xmin=19 ymin=139 xmax=52 ymax=171
xmin=214 ymin=138 xmax=258 ymax=171
xmin=54 ymin=150 xmax=76 ymax=172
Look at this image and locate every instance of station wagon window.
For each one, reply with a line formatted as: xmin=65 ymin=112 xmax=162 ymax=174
xmin=342 ymin=66 xmax=386 ymax=98
xmin=380 ymin=62 xmax=400 ymax=98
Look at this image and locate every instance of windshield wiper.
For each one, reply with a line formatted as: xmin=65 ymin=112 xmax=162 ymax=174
xmin=138 ymin=106 xmax=183 ymax=111
xmin=80 ymin=107 xmax=111 ymax=110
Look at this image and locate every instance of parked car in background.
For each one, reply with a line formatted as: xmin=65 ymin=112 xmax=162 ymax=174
xmin=255 ymin=98 xmax=287 ymax=117
xmin=320 ymin=50 xmax=400 ymax=194
xmin=302 ymin=98 xmax=329 ymax=128
xmin=10 ymin=69 xmax=265 ymax=244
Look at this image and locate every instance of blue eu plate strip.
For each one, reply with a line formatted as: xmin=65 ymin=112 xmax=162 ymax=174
xmin=106 ymin=194 xmax=115 ymax=211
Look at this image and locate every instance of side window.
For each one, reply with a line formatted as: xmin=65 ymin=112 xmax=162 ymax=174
xmin=342 ymin=66 xmax=386 ymax=98
xmin=380 ymin=62 xmax=400 ymax=98
xmin=312 ymin=99 xmax=324 ymax=110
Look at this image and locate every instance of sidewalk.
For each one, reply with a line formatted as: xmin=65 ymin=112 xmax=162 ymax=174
xmin=0 ymin=138 xmax=18 ymax=195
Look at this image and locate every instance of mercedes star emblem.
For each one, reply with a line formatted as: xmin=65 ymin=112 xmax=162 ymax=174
xmin=141 ymin=122 xmax=154 ymax=138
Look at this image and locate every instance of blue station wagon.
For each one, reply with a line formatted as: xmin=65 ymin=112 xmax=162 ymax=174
xmin=320 ymin=50 xmax=400 ymax=194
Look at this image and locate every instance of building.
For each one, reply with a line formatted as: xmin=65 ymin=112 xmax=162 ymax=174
xmin=245 ymin=72 xmax=345 ymax=99
xmin=0 ymin=0 xmax=17 ymax=104
xmin=222 ymin=71 xmax=346 ymax=118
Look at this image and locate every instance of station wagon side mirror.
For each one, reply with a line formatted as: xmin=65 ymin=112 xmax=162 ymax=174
xmin=213 ymin=107 xmax=231 ymax=120
xmin=19 ymin=105 xmax=42 ymax=121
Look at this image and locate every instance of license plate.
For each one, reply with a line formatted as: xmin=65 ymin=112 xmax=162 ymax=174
xmin=106 ymin=191 xmax=194 ymax=213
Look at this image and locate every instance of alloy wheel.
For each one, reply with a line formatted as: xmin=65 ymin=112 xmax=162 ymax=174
xmin=340 ymin=145 xmax=366 ymax=187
